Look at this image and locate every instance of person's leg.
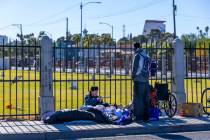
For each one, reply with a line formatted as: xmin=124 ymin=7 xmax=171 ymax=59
xmin=133 ymin=81 xmax=137 ymax=119
xmin=133 ymin=81 xmax=143 ymax=120
xmin=143 ymin=82 xmax=150 ymax=121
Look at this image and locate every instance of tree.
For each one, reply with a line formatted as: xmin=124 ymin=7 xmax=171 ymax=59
xmin=205 ymin=26 xmax=209 ymax=37
xmin=83 ymin=34 xmax=100 ymax=47
xmin=72 ymin=34 xmax=81 ymax=46
xmin=16 ymin=33 xmax=26 ymax=45
xmin=57 ymin=36 xmax=65 ymax=42
xmin=132 ymin=35 xmax=148 ymax=44
xmin=38 ymin=31 xmax=46 ymax=39
xmin=23 ymin=33 xmax=36 ymax=45
xmin=100 ymin=33 xmax=113 ymax=45
xmin=181 ymin=33 xmax=197 ymax=48
xmin=196 ymin=26 xmax=209 ymax=38
xmin=117 ymin=37 xmax=129 ymax=45
xmin=147 ymin=29 xmax=161 ymax=43
xmin=160 ymin=32 xmax=174 ymax=43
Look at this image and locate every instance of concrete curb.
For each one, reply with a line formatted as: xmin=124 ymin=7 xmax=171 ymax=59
xmin=1 ymin=123 xmax=210 ymax=140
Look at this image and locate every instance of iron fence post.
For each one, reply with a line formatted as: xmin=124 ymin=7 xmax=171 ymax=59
xmin=162 ymin=52 xmax=167 ymax=76
xmin=209 ymin=48 xmax=210 ymax=78
xmin=39 ymin=36 xmax=54 ymax=118
xmin=96 ymin=48 xmax=100 ymax=74
xmin=125 ymin=55 xmax=129 ymax=75
xmin=172 ymin=38 xmax=186 ymax=107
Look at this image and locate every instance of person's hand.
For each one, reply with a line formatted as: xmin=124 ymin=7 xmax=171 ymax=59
xmin=97 ymin=97 xmax=102 ymax=102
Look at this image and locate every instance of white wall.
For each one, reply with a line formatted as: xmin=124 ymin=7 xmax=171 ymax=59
xmin=143 ymin=22 xmax=166 ymax=35
xmin=0 ymin=35 xmax=8 ymax=45
xmin=0 ymin=58 xmax=10 ymax=69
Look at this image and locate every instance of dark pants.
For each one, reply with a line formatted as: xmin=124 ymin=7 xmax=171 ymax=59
xmin=133 ymin=81 xmax=149 ymax=121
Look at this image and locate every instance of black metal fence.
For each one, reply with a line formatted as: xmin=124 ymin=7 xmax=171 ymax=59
xmin=52 ymin=41 xmax=173 ymax=112
xmin=0 ymin=40 xmax=40 ymax=120
xmin=184 ymin=42 xmax=210 ymax=103
xmin=0 ymin=39 xmax=209 ymax=120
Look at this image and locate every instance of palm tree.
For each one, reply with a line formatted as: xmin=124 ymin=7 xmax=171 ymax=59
xmin=147 ymin=29 xmax=161 ymax=44
xmin=181 ymin=33 xmax=197 ymax=47
xmin=199 ymin=30 xmax=203 ymax=38
xmin=117 ymin=37 xmax=130 ymax=46
xmin=100 ymin=33 xmax=112 ymax=45
xmin=17 ymin=33 xmax=26 ymax=45
xmin=83 ymin=34 xmax=92 ymax=48
xmin=205 ymin=26 xmax=209 ymax=37
xmin=92 ymin=34 xmax=100 ymax=45
xmin=83 ymin=34 xmax=100 ymax=47
xmin=72 ymin=34 xmax=81 ymax=47
xmin=132 ymin=35 xmax=148 ymax=44
xmin=57 ymin=36 xmax=65 ymax=42
xmin=38 ymin=31 xmax=46 ymax=39
xmin=23 ymin=33 xmax=36 ymax=45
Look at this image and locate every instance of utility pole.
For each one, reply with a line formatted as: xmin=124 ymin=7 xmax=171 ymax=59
xmin=12 ymin=24 xmax=23 ymax=45
xmin=20 ymin=24 xmax=23 ymax=44
xmin=80 ymin=2 xmax=83 ymax=47
xmin=66 ymin=17 xmax=69 ymax=40
xmin=173 ymin=0 xmax=177 ymax=38
xmin=80 ymin=2 xmax=101 ymax=48
xmin=99 ymin=22 xmax=114 ymax=41
xmin=123 ymin=25 xmax=126 ymax=38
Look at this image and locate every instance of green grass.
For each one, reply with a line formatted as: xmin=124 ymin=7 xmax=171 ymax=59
xmin=0 ymin=70 xmax=133 ymax=118
xmin=0 ymin=70 xmax=210 ymax=119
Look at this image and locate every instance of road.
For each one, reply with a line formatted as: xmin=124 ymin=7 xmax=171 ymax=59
xmin=77 ymin=131 xmax=210 ymax=140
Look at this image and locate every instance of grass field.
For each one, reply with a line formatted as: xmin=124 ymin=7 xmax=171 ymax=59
xmin=0 ymin=70 xmax=210 ymax=119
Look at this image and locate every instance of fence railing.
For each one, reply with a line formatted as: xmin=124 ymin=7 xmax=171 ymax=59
xmin=0 ymin=41 xmax=40 ymax=120
xmin=52 ymin=41 xmax=173 ymax=111
xmin=0 ymin=38 xmax=209 ymax=120
xmin=184 ymin=43 xmax=210 ymax=103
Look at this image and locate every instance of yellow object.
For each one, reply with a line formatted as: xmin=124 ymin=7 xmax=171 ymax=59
xmin=179 ymin=103 xmax=203 ymax=117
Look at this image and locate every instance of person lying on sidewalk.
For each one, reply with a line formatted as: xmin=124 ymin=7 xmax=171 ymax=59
xmin=85 ymin=86 xmax=109 ymax=107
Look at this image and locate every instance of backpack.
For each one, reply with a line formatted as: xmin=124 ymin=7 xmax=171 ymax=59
xmin=139 ymin=52 xmax=151 ymax=78
xmin=150 ymin=60 xmax=157 ymax=77
xmin=138 ymin=51 xmax=157 ymax=78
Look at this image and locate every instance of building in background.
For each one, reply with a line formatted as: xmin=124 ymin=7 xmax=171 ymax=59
xmin=143 ymin=20 xmax=166 ymax=35
xmin=0 ymin=35 xmax=8 ymax=45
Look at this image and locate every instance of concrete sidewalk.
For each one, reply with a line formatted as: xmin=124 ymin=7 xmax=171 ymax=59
xmin=0 ymin=116 xmax=210 ymax=140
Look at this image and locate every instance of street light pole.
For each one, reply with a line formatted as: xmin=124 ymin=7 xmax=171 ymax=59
xmin=99 ymin=22 xmax=113 ymax=41
xmin=80 ymin=1 xmax=101 ymax=48
xmin=20 ymin=24 xmax=23 ymax=44
xmin=111 ymin=26 xmax=113 ymax=42
xmin=173 ymin=0 xmax=177 ymax=38
xmin=99 ymin=22 xmax=114 ymax=74
xmin=80 ymin=2 xmax=83 ymax=48
xmin=80 ymin=1 xmax=101 ymax=73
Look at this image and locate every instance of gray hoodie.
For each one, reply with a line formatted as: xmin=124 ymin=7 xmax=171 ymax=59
xmin=132 ymin=48 xmax=149 ymax=82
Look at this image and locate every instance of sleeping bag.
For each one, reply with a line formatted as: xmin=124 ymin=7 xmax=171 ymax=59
xmin=43 ymin=109 xmax=95 ymax=124
xmin=43 ymin=106 xmax=133 ymax=125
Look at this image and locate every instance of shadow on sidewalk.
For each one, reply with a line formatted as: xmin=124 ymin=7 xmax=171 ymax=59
xmin=154 ymin=133 xmax=192 ymax=140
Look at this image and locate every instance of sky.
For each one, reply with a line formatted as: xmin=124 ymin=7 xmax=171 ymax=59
xmin=0 ymin=0 xmax=209 ymax=41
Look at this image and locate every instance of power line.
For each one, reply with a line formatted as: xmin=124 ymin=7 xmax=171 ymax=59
xmin=178 ymin=13 xmax=210 ymax=20
xmin=89 ymin=0 xmax=167 ymax=19
xmin=0 ymin=25 xmax=11 ymax=30
xmin=29 ymin=17 xmax=66 ymax=27
xmin=24 ymin=2 xmax=80 ymax=27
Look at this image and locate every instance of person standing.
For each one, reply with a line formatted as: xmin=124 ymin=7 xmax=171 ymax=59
xmin=132 ymin=42 xmax=150 ymax=122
